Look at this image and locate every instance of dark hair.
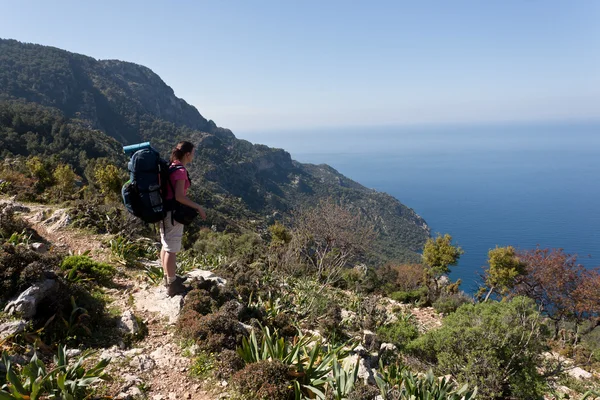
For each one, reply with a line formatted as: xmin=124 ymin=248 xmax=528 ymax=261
xmin=170 ymin=141 xmax=194 ymax=163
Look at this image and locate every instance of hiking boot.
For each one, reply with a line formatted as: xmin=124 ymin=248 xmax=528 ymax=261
xmin=167 ymin=278 xmax=187 ymax=297
xmin=162 ymin=275 xmax=188 ymax=287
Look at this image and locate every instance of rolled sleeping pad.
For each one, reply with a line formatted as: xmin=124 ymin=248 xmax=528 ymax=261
xmin=123 ymin=142 xmax=153 ymax=155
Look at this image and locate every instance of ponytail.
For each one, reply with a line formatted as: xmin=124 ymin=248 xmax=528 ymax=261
xmin=170 ymin=141 xmax=194 ymax=163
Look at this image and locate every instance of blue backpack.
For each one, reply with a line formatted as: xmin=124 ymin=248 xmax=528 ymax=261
xmin=121 ymin=142 xmax=199 ymax=225
xmin=121 ymin=143 xmax=170 ymax=224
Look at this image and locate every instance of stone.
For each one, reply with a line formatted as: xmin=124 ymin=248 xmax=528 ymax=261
xmin=567 ymin=366 xmax=592 ymax=380
xmin=186 ymin=269 xmax=227 ymax=286
xmin=4 ymin=279 xmax=58 ymax=318
xmin=363 ymin=329 xmax=380 ymax=351
xmin=43 ymin=209 xmax=71 ymax=232
xmin=380 ymin=342 xmax=398 ymax=353
xmin=118 ymin=310 xmax=141 ymax=336
xmin=65 ymin=349 xmax=82 ymax=358
xmin=133 ymin=285 xmax=183 ymax=325
xmin=129 ymin=355 xmax=156 ymax=372
xmin=0 ymin=320 xmax=27 ymax=340
xmin=30 ymin=242 xmax=47 ymax=253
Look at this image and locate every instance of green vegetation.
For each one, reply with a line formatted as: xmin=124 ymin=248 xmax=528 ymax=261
xmin=0 ymin=346 xmax=110 ymax=400
xmin=60 ymin=255 xmax=115 ymax=286
xmin=408 ymin=297 xmax=548 ymax=399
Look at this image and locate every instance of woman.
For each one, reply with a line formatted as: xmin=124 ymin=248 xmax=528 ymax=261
xmin=160 ymin=141 xmax=206 ymax=296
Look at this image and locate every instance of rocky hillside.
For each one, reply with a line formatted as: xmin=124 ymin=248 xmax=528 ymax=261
xmin=0 ymin=38 xmax=429 ymax=263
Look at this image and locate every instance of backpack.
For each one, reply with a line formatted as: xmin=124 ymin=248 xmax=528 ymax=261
xmin=121 ymin=143 xmax=198 ymax=225
xmin=121 ymin=144 xmax=170 ymax=224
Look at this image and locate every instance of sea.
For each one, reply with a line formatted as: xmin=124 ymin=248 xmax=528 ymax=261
xmin=238 ymin=122 xmax=600 ymax=294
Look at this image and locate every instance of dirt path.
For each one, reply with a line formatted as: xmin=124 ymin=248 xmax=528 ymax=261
xmin=17 ymin=204 xmax=219 ymax=399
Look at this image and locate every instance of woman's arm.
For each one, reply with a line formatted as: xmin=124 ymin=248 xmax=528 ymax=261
xmin=174 ymin=179 xmax=206 ymax=220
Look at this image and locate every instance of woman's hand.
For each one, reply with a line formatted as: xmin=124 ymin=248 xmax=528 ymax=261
xmin=197 ymin=206 xmax=207 ymax=220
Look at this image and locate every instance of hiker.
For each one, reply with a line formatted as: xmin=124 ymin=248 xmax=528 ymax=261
xmin=160 ymin=141 xmax=206 ymax=296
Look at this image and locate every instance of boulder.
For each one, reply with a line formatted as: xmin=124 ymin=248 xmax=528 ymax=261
xmin=186 ymin=269 xmax=227 ymax=286
xmin=117 ymin=310 xmax=141 ymax=336
xmin=43 ymin=209 xmax=71 ymax=232
xmin=30 ymin=242 xmax=47 ymax=253
xmin=0 ymin=320 xmax=27 ymax=340
xmin=567 ymin=366 xmax=592 ymax=380
xmin=133 ymin=286 xmax=183 ymax=325
xmin=4 ymin=279 xmax=58 ymax=318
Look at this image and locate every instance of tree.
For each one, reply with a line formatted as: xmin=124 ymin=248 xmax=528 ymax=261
xmin=422 ymin=233 xmax=463 ymax=277
xmin=408 ymin=297 xmax=548 ymax=399
xmin=422 ymin=233 xmax=463 ymax=297
xmin=513 ymin=248 xmax=600 ymax=342
xmin=93 ymin=162 xmax=124 ymax=201
xmin=479 ymin=246 xmax=526 ymax=302
xmin=289 ymin=199 xmax=376 ymax=286
xmin=52 ymin=164 xmax=77 ymax=200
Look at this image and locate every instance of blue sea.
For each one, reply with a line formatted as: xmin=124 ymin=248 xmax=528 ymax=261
xmin=238 ymin=122 xmax=600 ymax=293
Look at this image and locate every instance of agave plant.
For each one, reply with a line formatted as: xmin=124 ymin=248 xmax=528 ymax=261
xmin=375 ymin=360 xmax=477 ymax=400
xmin=0 ymin=345 xmax=110 ymax=400
xmin=328 ymin=356 xmax=359 ymax=400
xmin=236 ymin=326 xmax=356 ymax=400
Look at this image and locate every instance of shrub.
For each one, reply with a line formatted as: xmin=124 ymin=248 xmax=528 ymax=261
xmin=178 ymin=312 xmax=246 ymax=352
xmin=347 ymin=382 xmax=380 ymax=400
xmin=0 ymin=243 xmax=62 ymax=303
xmin=390 ymin=287 xmax=428 ymax=304
xmin=432 ymin=293 xmax=472 ymax=315
xmin=60 ymin=255 xmax=115 ymax=286
xmin=377 ymin=318 xmax=419 ymax=350
xmin=407 ymin=296 xmax=548 ymax=399
xmin=214 ymin=349 xmax=245 ymax=380
xmin=184 ymin=289 xmax=218 ymax=316
xmin=230 ymin=360 xmax=293 ymax=400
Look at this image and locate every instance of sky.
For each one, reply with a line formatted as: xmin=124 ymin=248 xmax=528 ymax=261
xmin=1 ymin=0 xmax=599 ymax=133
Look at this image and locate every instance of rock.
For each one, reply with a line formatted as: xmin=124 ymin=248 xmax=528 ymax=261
xmin=567 ymin=366 xmax=592 ymax=380
xmin=43 ymin=209 xmax=71 ymax=232
xmin=0 ymin=320 xmax=27 ymax=340
xmin=168 ymin=393 xmax=177 ymax=400
xmin=65 ymin=349 xmax=82 ymax=358
xmin=152 ymin=395 xmax=164 ymax=400
xmin=363 ymin=330 xmax=380 ymax=351
xmin=133 ymin=285 xmax=183 ymax=325
xmin=118 ymin=310 xmax=141 ymax=336
xmin=30 ymin=242 xmax=47 ymax=253
xmin=129 ymin=355 xmax=156 ymax=372
xmin=186 ymin=269 xmax=227 ymax=286
xmin=0 ymin=200 xmax=29 ymax=213
xmin=344 ymin=354 xmax=375 ymax=385
xmin=4 ymin=279 xmax=58 ymax=318
xmin=380 ymin=342 xmax=398 ymax=353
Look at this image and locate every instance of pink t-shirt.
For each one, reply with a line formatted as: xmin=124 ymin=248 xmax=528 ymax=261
xmin=165 ymin=161 xmax=190 ymax=200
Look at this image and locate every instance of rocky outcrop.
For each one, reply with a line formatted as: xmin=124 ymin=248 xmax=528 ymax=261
xmin=4 ymin=279 xmax=58 ymax=318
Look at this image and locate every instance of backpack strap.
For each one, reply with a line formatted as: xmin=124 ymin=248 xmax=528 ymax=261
xmin=166 ymin=164 xmax=190 ymax=225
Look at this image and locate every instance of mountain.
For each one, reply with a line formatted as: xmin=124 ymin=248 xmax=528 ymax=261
xmin=0 ymin=38 xmax=430 ymax=263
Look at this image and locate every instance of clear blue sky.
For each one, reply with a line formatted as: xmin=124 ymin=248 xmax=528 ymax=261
xmin=1 ymin=0 xmax=599 ymax=133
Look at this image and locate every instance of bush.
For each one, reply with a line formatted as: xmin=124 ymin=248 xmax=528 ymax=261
xmin=177 ymin=312 xmax=246 ymax=352
xmin=0 ymin=243 xmax=62 ymax=303
xmin=214 ymin=349 xmax=245 ymax=380
xmin=60 ymin=255 xmax=115 ymax=286
xmin=407 ymin=297 xmax=548 ymax=399
xmin=376 ymin=318 xmax=419 ymax=350
xmin=432 ymin=293 xmax=472 ymax=315
xmin=230 ymin=360 xmax=294 ymax=400
xmin=390 ymin=287 xmax=428 ymax=304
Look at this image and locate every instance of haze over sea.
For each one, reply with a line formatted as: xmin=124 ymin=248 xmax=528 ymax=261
xmin=239 ymin=122 xmax=600 ymax=293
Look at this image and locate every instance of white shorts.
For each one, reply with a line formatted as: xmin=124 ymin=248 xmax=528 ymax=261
xmin=160 ymin=212 xmax=184 ymax=253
